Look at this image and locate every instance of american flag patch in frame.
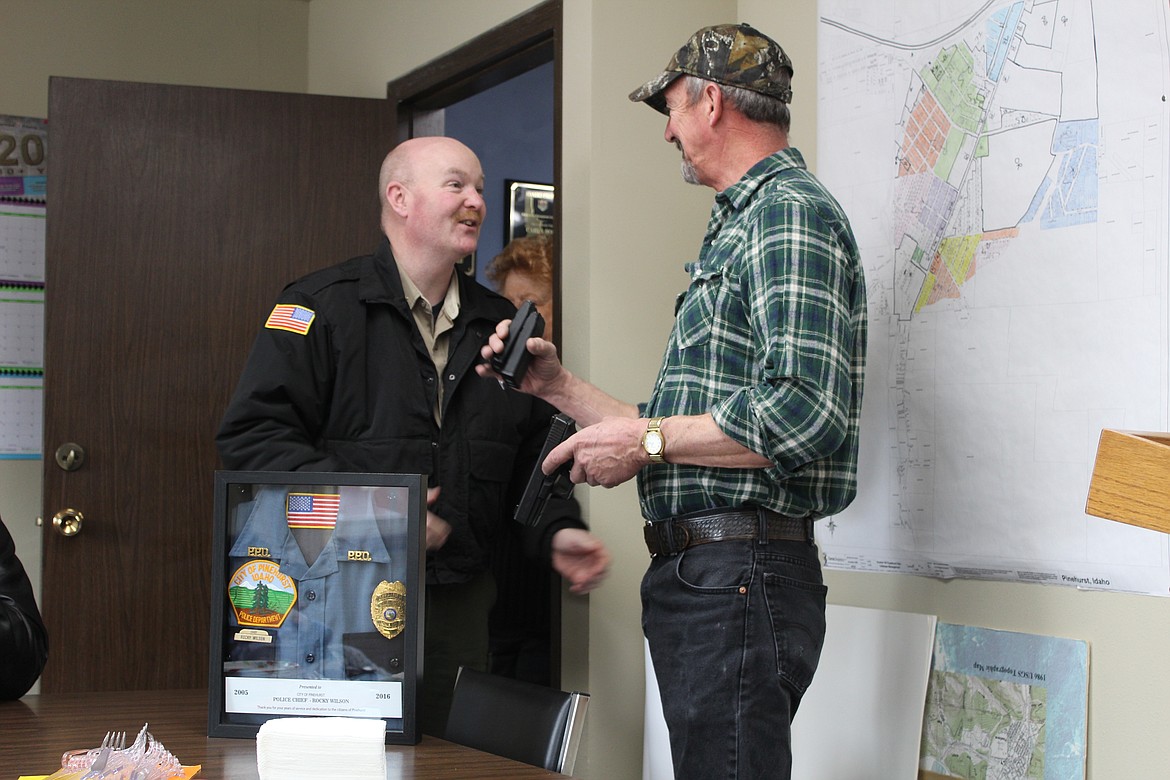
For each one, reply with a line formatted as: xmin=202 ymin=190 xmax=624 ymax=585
xmin=285 ymin=492 xmax=341 ymax=529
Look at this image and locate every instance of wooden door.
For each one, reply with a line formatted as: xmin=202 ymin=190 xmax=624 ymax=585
xmin=41 ymin=77 xmax=395 ymax=692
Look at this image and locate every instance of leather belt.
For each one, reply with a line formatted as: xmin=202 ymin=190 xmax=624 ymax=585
xmin=643 ymin=507 xmax=814 ymax=558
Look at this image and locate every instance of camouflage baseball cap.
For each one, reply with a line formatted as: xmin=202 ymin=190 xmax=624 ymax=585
xmin=629 ymin=23 xmax=794 ymax=114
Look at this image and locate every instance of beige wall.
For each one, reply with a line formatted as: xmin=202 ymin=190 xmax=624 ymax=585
xmin=306 ymin=0 xmax=541 ymax=97
xmin=3 ymin=1 xmax=1169 ymax=778
xmin=1 ymin=0 xmax=310 ymax=118
xmin=0 ymin=0 xmax=312 ymax=695
xmin=562 ymin=3 xmax=733 ymax=776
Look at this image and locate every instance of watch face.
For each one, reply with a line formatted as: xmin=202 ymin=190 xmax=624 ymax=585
xmin=644 ymin=431 xmax=664 ymax=455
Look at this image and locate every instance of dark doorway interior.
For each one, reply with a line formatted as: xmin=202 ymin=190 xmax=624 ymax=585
xmin=446 ymin=60 xmax=553 ymax=286
xmin=386 ymin=0 xmax=564 ymax=687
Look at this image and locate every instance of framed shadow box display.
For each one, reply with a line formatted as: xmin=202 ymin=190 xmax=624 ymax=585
xmin=208 ymin=471 xmax=426 ymax=743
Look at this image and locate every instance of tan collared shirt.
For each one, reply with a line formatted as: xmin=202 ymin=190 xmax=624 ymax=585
xmin=398 ymin=267 xmax=461 ymax=424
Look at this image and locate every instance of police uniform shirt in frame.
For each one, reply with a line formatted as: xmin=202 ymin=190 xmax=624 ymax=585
xmin=208 ymin=471 xmax=426 ymax=743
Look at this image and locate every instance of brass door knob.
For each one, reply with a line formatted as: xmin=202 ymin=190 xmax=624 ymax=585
xmin=51 ymin=508 xmax=84 ymax=537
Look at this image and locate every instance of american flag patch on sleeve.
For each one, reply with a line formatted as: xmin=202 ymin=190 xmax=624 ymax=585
xmin=265 ymin=304 xmax=316 ymax=335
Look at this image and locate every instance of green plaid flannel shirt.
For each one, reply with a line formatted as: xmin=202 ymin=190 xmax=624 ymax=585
xmin=637 ymin=148 xmax=867 ymax=522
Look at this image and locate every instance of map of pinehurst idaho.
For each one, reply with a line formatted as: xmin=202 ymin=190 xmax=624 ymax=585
xmin=892 ymin=11 xmax=1097 ymax=318
xmin=817 ymin=2 xmax=1165 ymax=773
xmin=818 ymin=0 xmax=1170 ymax=597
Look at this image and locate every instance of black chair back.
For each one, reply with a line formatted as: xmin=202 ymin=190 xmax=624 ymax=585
xmin=444 ymin=666 xmax=589 ymax=774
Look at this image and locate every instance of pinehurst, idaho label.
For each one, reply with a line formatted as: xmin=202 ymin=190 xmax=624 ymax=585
xmin=229 ymin=559 xmax=297 ymax=628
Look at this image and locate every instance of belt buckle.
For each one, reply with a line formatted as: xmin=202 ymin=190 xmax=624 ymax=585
xmin=646 ymin=519 xmax=689 ymax=557
xmin=645 ymin=520 xmax=663 ymax=558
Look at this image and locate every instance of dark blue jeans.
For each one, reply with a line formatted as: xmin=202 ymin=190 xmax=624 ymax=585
xmin=642 ymin=538 xmax=826 ymax=780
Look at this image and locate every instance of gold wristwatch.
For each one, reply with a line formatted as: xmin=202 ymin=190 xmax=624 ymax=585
xmin=641 ymin=416 xmax=666 ymax=463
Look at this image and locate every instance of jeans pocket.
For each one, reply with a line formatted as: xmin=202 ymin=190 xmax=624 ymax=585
xmin=762 ymin=554 xmax=827 ymax=695
xmin=674 ymin=541 xmax=752 ymax=592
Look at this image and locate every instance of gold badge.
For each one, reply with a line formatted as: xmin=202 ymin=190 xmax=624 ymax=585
xmin=371 ymin=580 xmax=406 ymax=639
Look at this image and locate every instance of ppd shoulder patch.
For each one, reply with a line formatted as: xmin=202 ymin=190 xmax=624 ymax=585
xmin=265 ymin=304 xmax=316 ymax=335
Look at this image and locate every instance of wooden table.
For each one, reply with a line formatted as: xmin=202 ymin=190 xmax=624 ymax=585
xmin=0 ymin=689 xmax=567 ymax=779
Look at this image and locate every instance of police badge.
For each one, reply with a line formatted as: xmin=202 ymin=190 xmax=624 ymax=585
xmin=371 ymin=580 xmax=407 ymax=639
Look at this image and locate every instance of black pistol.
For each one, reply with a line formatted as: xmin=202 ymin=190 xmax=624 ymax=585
xmin=515 ymin=413 xmax=576 ymax=528
xmin=491 ymin=299 xmax=544 ymax=389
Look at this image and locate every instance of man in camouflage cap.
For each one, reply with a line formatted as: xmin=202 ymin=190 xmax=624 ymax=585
xmin=629 ymin=22 xmax=794 ymax=113
xmin=479 ymin=22 xmax=867 ymax=780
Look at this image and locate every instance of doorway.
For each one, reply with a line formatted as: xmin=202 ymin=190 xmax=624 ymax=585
xmin=386 ymin=0 xmax=564 ymax=687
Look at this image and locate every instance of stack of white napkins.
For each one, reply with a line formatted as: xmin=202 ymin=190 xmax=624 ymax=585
xmin=256 ymin=717 xmax=386 ymax=780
